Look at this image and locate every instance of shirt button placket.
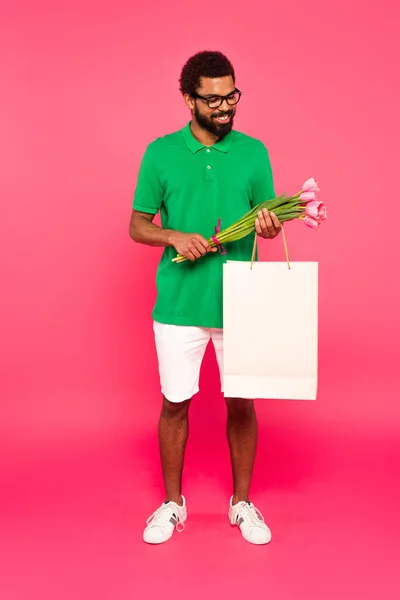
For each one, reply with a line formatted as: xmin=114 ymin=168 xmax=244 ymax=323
xmin=205 ymin=149 xmax=213 ymax=183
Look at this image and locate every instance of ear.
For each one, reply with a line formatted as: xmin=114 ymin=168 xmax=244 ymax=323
xmin=184 ymin=93 xmax=195 ymax=111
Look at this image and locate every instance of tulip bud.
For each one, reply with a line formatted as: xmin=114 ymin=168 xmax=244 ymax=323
xmin=306 ymin=200 xmax=321 ymax=218
xmin=300 ymin=191 xmax=317 ymax=202
xmin=302 ymin=178 xmax=320 ymax=193
xmin=304 ymin=215 xmax=319 ymax=229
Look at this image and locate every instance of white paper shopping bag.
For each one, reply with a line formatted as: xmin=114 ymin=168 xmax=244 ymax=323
xmin=223 ymin=260 xmax=318 ymax=400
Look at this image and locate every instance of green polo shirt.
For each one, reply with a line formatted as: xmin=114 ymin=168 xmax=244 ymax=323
xmin=133 ymin=122 xmax=275 ymax=328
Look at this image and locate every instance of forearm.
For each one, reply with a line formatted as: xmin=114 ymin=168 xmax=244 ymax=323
xmin=130 ymin=215 xmax=177 ymax=247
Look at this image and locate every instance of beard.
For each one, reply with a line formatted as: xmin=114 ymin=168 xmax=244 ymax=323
xmin=193 ymin=105 xmax=235 ymax=138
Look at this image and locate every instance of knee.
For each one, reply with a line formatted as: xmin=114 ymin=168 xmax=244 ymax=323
xmin=161 ymin=396 xmax=191 ymax=419
xmin=226 ymin=397 xmax=255 ymax=418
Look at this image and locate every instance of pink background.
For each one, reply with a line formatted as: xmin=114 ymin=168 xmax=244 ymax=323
xmin=1 ymin=1 xmax=399 ymax=598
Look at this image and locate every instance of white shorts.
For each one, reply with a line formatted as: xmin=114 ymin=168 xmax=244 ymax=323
xmin=153 ymin=321 xmax=224 ymax=403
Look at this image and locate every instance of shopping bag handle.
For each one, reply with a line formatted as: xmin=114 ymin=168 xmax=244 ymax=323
xmin=250 ymin=224 xmax=291 ymax=271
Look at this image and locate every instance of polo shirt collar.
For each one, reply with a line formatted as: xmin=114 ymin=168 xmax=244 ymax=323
xmin=181 ymin=122 xmax=232 ymax=154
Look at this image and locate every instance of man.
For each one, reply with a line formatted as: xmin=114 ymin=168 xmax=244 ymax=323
xmin=129 ymin=51 xmax=281 ymax=545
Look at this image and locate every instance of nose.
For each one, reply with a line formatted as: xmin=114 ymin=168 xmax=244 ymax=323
xmin=218 ymin=99 xmax=230 ymax=112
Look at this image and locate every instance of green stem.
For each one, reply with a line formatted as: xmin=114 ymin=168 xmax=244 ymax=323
xmin=174 ymin=192 xmax=305 ymax=262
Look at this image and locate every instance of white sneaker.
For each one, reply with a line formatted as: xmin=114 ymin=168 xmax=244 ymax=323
xmin=143 ymin=497 xmax=187 ymax=544
xmin=229 ymin=497 xmax=272 ymax=545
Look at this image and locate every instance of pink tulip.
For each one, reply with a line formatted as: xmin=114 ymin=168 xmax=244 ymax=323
xmin=306 ymin=200 xmax=327 ymax=218
xmin=302 ymin=178 xmax=320 ymax=193
xmin=304 ymin=215 xmax=319 ymax=229
xmin=300 ymin=191 xmax=317 ymax=202
xmin=318 ymin=204 xmax=327 ymax=221
xmin=306 ymin=200 xmax=320 ymax=218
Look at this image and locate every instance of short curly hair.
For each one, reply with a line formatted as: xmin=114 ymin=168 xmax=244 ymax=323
xmin=179 ymin=51 xmax=235 ymax=96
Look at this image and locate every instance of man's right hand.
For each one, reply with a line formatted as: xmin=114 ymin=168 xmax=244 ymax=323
xmin=169 ymin=232 xmax=218 ymax=262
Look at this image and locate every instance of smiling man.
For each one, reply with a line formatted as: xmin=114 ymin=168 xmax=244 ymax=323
xmin=129 ymin=51 xmax=281 ymax=545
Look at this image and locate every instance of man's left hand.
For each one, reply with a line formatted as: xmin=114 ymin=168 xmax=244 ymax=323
xmin=255 ymin=208 xmax=282 ymax=239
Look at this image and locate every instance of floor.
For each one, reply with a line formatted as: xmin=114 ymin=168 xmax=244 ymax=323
xmin=2 ymin=396 xmax=399 ymax=600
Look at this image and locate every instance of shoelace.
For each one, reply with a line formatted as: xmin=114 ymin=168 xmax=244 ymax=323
xmin=232 ymin=501 xmax=265 ymax=527
xmin=146 ymin=503 xmax=185 ymax=533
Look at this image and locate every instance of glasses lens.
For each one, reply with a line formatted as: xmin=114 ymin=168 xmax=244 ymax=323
xmin=227 ymin=92 xmax=241 ymax=105
xmin=208 ymin=97 xmax=223 ymax=108
xmin=207 ymin=92 xmax=241 ymax=108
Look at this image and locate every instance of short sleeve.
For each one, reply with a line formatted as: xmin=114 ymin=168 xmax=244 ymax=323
xmin=251 ymin=142 xmax=275 ymax=208
xmin=132 ymin=143 xmax=163 ymax=214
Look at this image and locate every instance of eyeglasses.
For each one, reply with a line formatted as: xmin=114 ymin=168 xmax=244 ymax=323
xmin=191 ymin=88 xmax=242 ymax=109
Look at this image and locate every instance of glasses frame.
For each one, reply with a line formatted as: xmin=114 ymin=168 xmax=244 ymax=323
xmin=191 ymin=88 xmax=242 ymax=109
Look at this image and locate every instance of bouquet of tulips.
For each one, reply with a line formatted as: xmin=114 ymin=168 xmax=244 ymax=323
xmin=172 ymin=178 xmax=326 ymax=263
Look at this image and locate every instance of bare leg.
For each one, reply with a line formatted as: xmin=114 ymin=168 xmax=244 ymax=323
xmin=158 ymin=396 xmax=191 ymax=505
xmin=226 ymin=397 xmax=257 ymax=504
